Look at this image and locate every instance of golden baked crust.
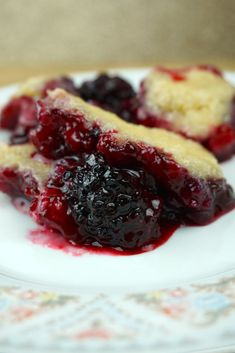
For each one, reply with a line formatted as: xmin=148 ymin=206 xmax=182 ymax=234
xmin=143 ymin=68 xmax=235 ymax=139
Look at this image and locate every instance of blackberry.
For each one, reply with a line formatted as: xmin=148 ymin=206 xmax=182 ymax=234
xmin=63 ymin=153 xmax=162 ymax=249
xmin=79 ymin=74 xmax=138 ymax=122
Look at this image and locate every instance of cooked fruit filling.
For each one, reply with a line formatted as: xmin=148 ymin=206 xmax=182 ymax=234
xmin=29 ymin=90 xmax=235 ymax=227
xmin=65 ymin=153 xmax=161 ymax=248
xmin=79 ymin=73 xmax=137 ymax=122
xmin=136 ymin=65 xmax=235 ymax=161
xmin=30 ymin=153 xmax=165 ymax=249
xmin=0 ymin=83 xmax=234 ymax=252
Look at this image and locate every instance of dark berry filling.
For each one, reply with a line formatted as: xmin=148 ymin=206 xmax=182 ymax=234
xmin=30 ymin=102 xmax=101 ymax=159
xmin=65 ymin=153 xmax=163 ymax=249
xmin=66 ymin=157 xmax=161 ymax=249
xmin=31 ymin=153 xmax=163 ymax=249
xmin=79 ymin=74 xmax=137 ymax=122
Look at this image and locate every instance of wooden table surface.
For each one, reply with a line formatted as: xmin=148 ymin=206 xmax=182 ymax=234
xmin=0 ymin=60 xmax=235 ymax=86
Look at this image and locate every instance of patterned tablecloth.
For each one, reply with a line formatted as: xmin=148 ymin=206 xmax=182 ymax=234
xmin=0 ymin=273 xmax=235 ymax=353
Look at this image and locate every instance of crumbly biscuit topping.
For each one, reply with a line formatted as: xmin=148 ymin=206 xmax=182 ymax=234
xmin=144 ymin=68 xmax=235 ymax=139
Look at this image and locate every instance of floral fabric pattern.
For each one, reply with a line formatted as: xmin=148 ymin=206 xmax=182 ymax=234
xmin=0 ymin=273 xmax=235 ymax=353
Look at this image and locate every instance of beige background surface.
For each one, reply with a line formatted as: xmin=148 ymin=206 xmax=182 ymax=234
xmin=0 ymin=0 xmax=234 ymax=84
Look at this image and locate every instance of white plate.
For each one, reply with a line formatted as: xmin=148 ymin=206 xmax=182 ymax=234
xmin=0 ymin=68 xmax=235 ymax=353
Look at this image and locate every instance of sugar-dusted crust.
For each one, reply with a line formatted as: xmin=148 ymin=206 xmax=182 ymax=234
xmin=47 ymin=89 xmax=223 ymax=180
xmin=143 ymin=68 xmax=235 ymax=138
xmin=0 ymin=144 xmax=51 ymax=186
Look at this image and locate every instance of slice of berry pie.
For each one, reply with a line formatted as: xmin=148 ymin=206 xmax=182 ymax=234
xmin=0 ymin=89 xmax=234 ymax=252
xmin=137 ymin=66 xmax=235 ymax=161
